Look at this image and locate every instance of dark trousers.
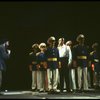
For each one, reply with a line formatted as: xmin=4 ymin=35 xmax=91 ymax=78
xmin=1 ymin=71 xmax=7 ymax=90
xmin=88 ymin=67 xmax=94 ymax=87
xmin=59 ymin=57 xmax=70 ymax=91
xmin=75 ymin=68 xmax=78 ymax=89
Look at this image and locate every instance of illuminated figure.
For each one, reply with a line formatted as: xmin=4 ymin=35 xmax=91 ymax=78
xmin=45 ymin=36 xmax=59 ymax=93
xmin=36 ymin=43 xmax=47 ymax=92
xmin=57 ymin=38 xmax=72 ymax=93
xmin=73 ymin=34 xmax=89 ymax=92
xmin=29 ymin=43 xmax=39 ymax=91
xmin=89 ymin=43 xmax=100 ymax=89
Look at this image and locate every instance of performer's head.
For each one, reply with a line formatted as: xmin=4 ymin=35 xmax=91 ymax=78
xmin=39 ymin=43 xmax=47 ymax=52
xmin=66 ymin=40 xmax=72 ymax=48
xmin=47 ymin=36 xmax=56 ymax=47
xmin=58 ymin=38 xmax=64 ymax=46
xmin=76 ymin=34 xmax=85 ymax=44
xmin=92 ymin=42 xmax=99 ymax=51
xmin=32 ymin=43 xmax=39 ymax=53
xmin=0 ymin=38 xmax=9 ymax=47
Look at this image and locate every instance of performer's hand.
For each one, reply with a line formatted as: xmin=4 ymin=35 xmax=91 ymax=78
xmin=58 ymin=61 xmax=61 ymax=68
xmin=29 ymin=65 xmax=32 ymax=71
xmin=73 ymin=60 xmax=77 ymax=68
xmin=36 ymin=64 xmax=40 ymax=70
xmin=7 ymin=49 xmax=11 ymax=54
xmin=32 ymin=61 xmax=36 ymax=65
xmin=88 ymin=61 xmax=91 ymax=67
xmin=43 ymin=62 xmax=47 ymax=69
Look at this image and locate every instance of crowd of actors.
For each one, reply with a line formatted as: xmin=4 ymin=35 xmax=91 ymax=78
xmin=29 ymin=34 xmax=100 ymax=93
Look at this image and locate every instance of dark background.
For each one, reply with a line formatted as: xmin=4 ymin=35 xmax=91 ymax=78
xmin=0 ymin=1 xmax=100 ymax=90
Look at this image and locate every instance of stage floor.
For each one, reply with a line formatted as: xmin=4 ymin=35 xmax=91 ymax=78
xmin=0 ymin=89 xmax=100 ymax=99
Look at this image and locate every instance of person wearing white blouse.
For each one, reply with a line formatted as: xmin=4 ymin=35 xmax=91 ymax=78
xmin=57 ymin=38 xmax=72 ymax=93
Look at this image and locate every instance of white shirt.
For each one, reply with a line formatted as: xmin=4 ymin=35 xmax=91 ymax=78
xmin=57 ymin=44 xmax=72 ymax=65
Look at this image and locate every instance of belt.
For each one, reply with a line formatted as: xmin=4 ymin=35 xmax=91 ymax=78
xmin=47 ymin=58 xmax=57 ymax=61
xmin=60 ymin=57 xmax=68 ymax=59
xmin=32 ymin=61 xmax=37 ymax=64
xmin=77 ymin=56 xmax=87 ymax=59
xmin=40 ymin=62 xmax=46 ymax=65
xmin=94 ymin=59 xmax=99 ymax=62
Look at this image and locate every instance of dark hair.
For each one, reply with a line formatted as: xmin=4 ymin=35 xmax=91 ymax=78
xmin=0 ymin=38 xmax=8 ymax=45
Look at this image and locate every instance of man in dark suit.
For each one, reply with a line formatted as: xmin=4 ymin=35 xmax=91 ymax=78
xmin=0 ymin=38 xmax=11 ymax=91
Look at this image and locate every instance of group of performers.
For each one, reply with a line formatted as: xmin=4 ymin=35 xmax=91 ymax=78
xmin=28 ymin=33 xmax=100 ymax=93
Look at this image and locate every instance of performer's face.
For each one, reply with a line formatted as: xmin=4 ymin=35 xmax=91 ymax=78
xmin=40 ymin=46 xmax=46 ymax=51
xmin=33 ymin=46 xmax=39 ymax=53
xmin=79 ymin=38 xmax=85 ymax=44
xmin=50 ymin=40 xmax=55 ymax=46
xmin=53 ymin=40 xmax=56 ymax=46
xmin=59 ymin=39 xmax=64 ymax=45
xmin=68 ymin=44 xmax=72 ymax=48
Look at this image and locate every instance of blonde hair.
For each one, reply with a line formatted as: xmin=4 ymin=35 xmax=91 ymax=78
xmin=32 ymin=43 xmax=39 ymax=49
xmin=76 ymin=34 xmax=85 ymax=42
xmin=66 ymin=41 xmax=72 ymax=46
xmin=39 ymin=43 xmax=46 ymax=49
xmin=47 ymin=36 xmax=56 ymax=44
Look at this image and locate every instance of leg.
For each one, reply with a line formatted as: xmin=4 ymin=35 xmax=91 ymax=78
xmin=32 ymin=71 xmax=37 ymax=90
xmin=71 ymin=69 xmax=76 ymax=90
xmin=75 ymin=68 xmax=78 ymax=89
xmin=45 ymin=70 xmax=48 ymax=91
xmin=39 ymin=71 xmax=44 ymax=92
xmin=47 ymin=69 xmax=52 ymax=91
xmin=59 ymin=68 xmax=64 ymax=92
xmin=37 ymin=70 xmax=41 ymax=90
xmin=53 ymin=69 xmax=58 ymax=90
xmin=77 ymin=67 xmax=82 ymax=90
xmin=83 ymin=67 xmax=88 ymax=90
xmin=69 ymin=69 xmax=72 ymax=90
xmin=65 ymin=68 xmax=70 ymax=92
xmin=0 ymin=71 xmax=2 ymax=89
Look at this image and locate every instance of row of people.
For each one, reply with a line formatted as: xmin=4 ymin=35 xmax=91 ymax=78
xmin=28 ymin=34 xmax=100 ymax=93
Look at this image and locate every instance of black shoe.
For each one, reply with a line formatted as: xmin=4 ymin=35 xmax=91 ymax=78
xmin=66 ymin=89 xmax=72 ymax=93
